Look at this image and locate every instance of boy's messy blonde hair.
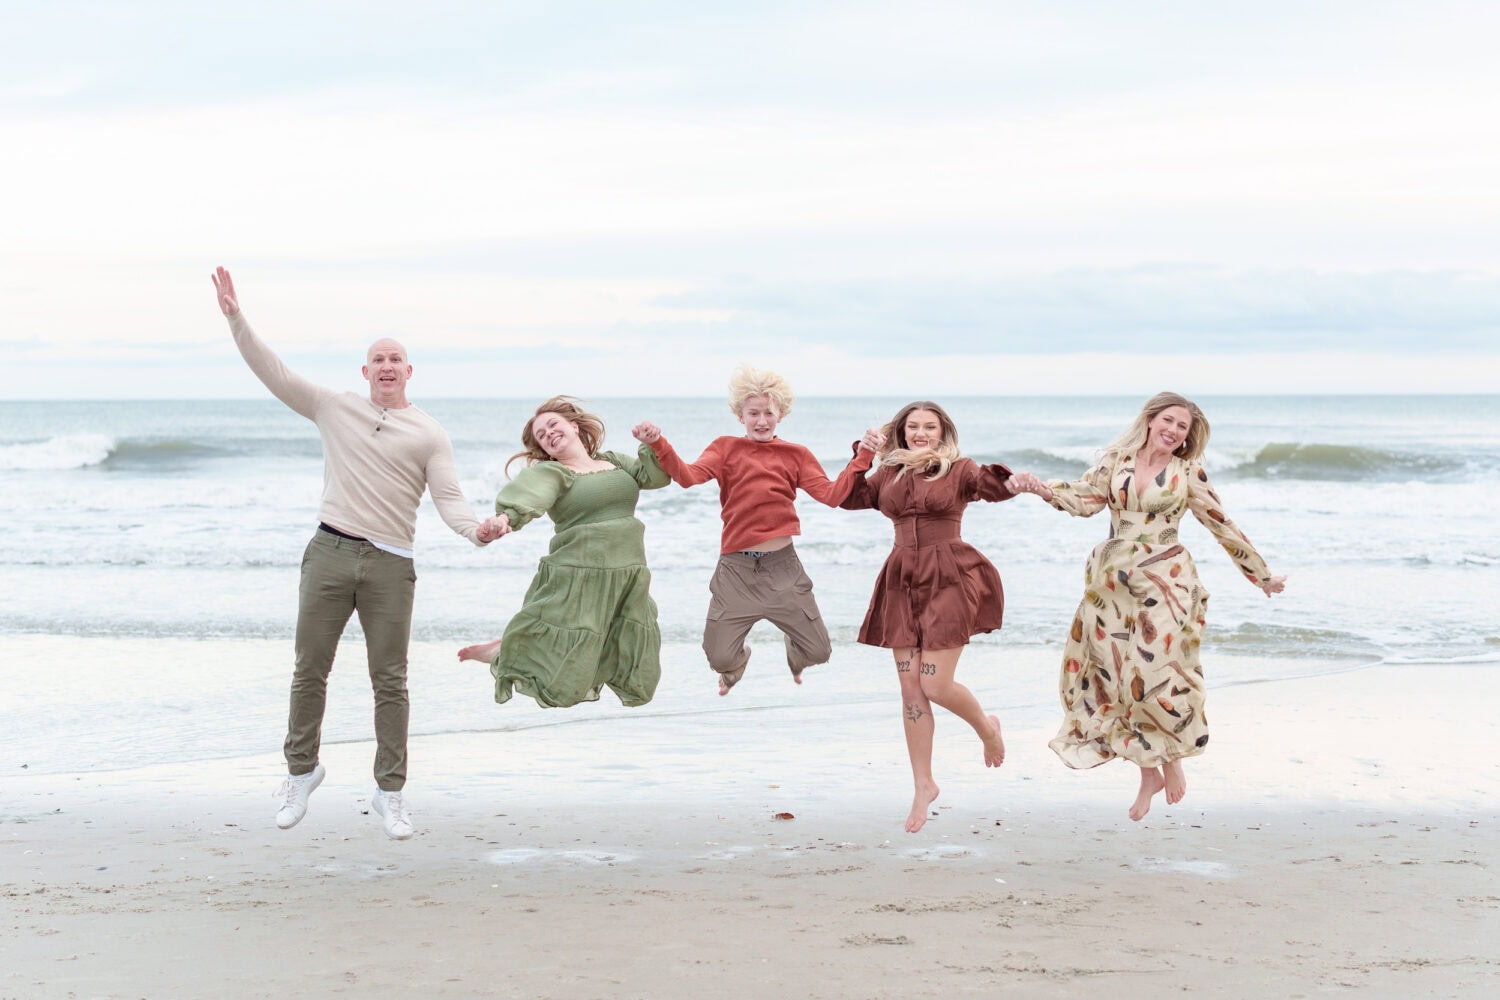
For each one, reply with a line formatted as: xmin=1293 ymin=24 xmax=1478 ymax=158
xmin=728 ymin=364 xmax=794 ymax=418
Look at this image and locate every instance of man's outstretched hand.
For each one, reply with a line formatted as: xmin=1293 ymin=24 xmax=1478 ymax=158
xmin=212 ymin=266 xmax=240 ymax=316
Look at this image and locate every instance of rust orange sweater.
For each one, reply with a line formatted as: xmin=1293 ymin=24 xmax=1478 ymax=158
xmin=649 ymin=435 xmax=874 ymax=554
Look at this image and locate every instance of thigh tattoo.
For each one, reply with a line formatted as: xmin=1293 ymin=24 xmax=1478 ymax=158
xmin=896 ymin=657 xmax=912 ymax=673
xmin=920 ymin=660 xmax=937 ymax=676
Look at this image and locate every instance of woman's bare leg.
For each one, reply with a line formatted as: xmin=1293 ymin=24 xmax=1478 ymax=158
xmin=916 ymin=647 xmax=1005 ymax=767
xmin=895 ymin=648 xmax=939 ymax=833
xmin=1129 ymin=765 xmax=1166 ymax=821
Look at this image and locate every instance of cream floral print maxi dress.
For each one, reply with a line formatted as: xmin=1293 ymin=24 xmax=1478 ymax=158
xmin=1046 ymin=451 xmax=1274 ymax=769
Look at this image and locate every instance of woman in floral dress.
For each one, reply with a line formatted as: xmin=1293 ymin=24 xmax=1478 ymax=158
xmin=1007 ymin=392 xmax=1285 ymax=820
xmin=457 ymin=396 xmax=670 ymax=708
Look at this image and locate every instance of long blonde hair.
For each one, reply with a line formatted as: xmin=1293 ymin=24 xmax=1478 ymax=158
xmin=727 ymin=364 xmax=794 ymax=418
xmin=1100 ymin=391 xmax=1210 ymax=464
xmin=505 ymin=396 xmax=606 ymax=475
xmin=877 ymin=401 xmax=962 ymax=480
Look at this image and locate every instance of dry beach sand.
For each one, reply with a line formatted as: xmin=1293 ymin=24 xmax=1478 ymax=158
xmin=3 ymin=651 xmax=1498 ymax=999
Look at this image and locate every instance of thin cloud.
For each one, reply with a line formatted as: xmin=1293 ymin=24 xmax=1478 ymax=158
xmin=657 ymin=266 xmax=1500 ymax=353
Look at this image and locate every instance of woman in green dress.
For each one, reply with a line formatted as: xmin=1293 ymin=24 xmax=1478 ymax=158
xmin=458 ymin=396 xmax=670 ymax=708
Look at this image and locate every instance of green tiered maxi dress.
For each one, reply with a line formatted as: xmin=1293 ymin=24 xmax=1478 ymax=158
xmin=489 ymin=445 xmax=670 ymax=708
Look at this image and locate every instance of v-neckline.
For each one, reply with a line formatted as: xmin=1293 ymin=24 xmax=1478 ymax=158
xmin=1133 ymin=452 xmax=1171 ymax=500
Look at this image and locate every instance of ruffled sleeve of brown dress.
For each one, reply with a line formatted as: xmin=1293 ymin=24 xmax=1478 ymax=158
xmin=842 ymin=456 xmax=1016 ymax=651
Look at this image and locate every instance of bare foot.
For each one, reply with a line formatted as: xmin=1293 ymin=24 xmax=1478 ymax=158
xmin=1162 ymin=758 xmax=1187 ymax=805
xmin=717 ymin=659 xmax=748 ymax=697
xmin=791 ymin=667 xmax=804 ymax=686
xmin=1129 ymin=767 xmax=1166 ymax=822
xmin=457 ymin=639 xmax=501 ymax=664
xmin=981 ymin=714 xmax=1005 ymax=768
xmin=905 ymin=783 xmax=941 ymax=833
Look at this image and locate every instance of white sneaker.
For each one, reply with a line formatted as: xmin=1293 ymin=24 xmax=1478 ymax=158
xmin=372 ymin=789 xmax=414 ymax=840
xmin=274 ymin=764 xmax=325 ymax=830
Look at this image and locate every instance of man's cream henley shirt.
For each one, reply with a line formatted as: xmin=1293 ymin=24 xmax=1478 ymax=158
xmin=228 ymin=312 xmax=484 ymax=551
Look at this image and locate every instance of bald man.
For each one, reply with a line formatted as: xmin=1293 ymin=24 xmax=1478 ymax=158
xmin=213 ymin=267 xmax=502 ymax=840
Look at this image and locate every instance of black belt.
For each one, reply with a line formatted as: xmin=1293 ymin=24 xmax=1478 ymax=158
xmin=319 ymin=522 xmax=369 ymax=542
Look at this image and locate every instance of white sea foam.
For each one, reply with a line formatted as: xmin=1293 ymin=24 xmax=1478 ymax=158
xmin=1134 ymin=857 xmax=1236 ymax=878
xmin=1379 ymin=651 xmax=1500 ymax=666
xmin=0 ymin=433 xmax=114 ymax=470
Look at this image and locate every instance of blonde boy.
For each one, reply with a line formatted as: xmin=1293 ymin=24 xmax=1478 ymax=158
xmin=633 ymin=366 xmax=883 ymax=694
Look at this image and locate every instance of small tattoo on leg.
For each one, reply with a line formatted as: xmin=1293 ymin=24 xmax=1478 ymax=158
xmin=896 ymin=658 xmax=912 ymax=673
xmin=905 ymin=703 xmax=926 ymax=723
xmin=921 ymin=661 xmax=936 ymax=676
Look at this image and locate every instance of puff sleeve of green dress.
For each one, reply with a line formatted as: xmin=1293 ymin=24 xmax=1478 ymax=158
xmin=488 ymin=444 xmax=670 ymax=708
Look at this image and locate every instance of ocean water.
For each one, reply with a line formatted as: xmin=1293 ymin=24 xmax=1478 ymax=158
xmin=3 ymin=394 xmax=1498 ymax=773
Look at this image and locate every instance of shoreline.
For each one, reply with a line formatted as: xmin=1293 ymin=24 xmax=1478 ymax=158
xmin=5 ymin=659 xmax=1500 ymax=998
xmin=5 ymin=634 xmax=1477 ymax=781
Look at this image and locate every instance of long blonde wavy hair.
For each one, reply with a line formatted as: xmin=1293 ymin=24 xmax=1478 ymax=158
xmin=505 ymin=396 xmax=607 ymax=476
xmin=877 ymin=400 xmax=963 ymax=480
xmin=1100 ymin=391 xmax=1211 ymax=464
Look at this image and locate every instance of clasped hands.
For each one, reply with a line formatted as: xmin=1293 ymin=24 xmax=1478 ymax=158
xmin=477 ymin=514 xmax=511 ymax=543
xmin=1005 ymin=470 xmax=1049 ymax=497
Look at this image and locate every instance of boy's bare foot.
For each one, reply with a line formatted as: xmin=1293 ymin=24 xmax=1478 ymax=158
xmin=717 ymin=653 xmax=748 ymax=697
xmin=1163 ymin=758 xmax=1187 ymax=804
xmin=1129 ymin=766 xmax=1166 ymax=821
xmin=906 ymin=783 xmax=940 ymax=833
xmin=457 ymin=639 xmax=502 ymax=664
xmin=982 ymin=715 xmax=1005 ymax=767
xmin=717 ymin=663 xmax=747 ymax=697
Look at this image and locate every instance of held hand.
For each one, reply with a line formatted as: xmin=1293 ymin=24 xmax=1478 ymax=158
xmin=477 ymin=515 xmax=512 ymax=543
xmin=1005 ymin=471 xmax=1051 ymax=499
xmin=1261 ymin=575 xmax=1287 ymax=597
xmin=632 ymin=421 xmax=661 ymax=444
xmin=211 ymin=266 xmax=240 ymax=316
xmin=858 ymin=428 xmax=886 ymax=452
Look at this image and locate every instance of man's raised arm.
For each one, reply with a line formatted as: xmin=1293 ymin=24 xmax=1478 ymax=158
xmin=213 ymin=265 xmax=326 ymax=419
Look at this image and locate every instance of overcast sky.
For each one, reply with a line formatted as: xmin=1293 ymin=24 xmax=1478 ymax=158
xmin=5 ymin=0 xmax=1499 ymax=398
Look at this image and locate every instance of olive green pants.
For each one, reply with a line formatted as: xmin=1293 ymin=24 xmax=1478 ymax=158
xmin=285 ymin=529 xmax=416 ymax=792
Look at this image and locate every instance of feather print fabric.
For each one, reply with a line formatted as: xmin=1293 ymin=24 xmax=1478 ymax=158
xmin=1046 ymin=453 xmax=1272 ymax=769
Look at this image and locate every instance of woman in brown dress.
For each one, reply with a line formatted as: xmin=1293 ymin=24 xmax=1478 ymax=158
xmin=1007 ymin=392 xmax=1285 ymax=821
xmin=842 ymin=401 xmax=1015 ymax=833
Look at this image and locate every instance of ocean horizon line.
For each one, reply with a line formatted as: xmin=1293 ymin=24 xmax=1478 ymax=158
xmin=6 ymin=390 xmax=1499 ymax=404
